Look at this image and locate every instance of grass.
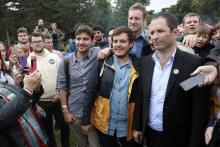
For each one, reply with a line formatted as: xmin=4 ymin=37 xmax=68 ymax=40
xmin=54 ymin=128 xmax=76 ymax=147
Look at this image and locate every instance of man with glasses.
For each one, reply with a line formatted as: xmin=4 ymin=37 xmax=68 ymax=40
xmin=28 ymin=32 xmax=70 ymax=147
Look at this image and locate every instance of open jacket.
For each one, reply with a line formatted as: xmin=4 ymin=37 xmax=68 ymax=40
xmin=83 ymin=54 xmax=140 ymax=140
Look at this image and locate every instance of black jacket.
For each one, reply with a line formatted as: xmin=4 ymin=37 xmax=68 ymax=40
xmin=134 ymin=49 xmax=210 ymax=147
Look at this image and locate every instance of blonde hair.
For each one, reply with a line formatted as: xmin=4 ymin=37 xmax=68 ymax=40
xmin=129 ymin=2 xmax=147 ymax=20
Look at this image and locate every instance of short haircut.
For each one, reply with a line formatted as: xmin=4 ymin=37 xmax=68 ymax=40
xmin=29 ymin=32 xmax=44 ymax=43
xmin=51 ymin=22 xmax=57 ymax=26
xmin=43 ymin=34 xmax=52 ymax=40
xmin=112 ymin=26 xmax=135 ymax=43
xmin=151 ymin=12 xmax=178 ymax=31
xmin=17 ymin=27 xmax=28 ymax=35
xmin=75 ymin=25 xmax=94 ymax=40
xmin=93 ymin=25 xmax=104 ymax=33
xmin=129 ymin=2 xmax=148 ymax=20
xmin=183 ymin=13 xmax=201 ymax=25
xmin=38 ymin=18 xmax=43 ymax=22
xmin=214 ymin=22 xmax=220 ymax=30
xmin=196 ymin=25 xmax=211 ymax=39
xmin=211 ymin=22 xmax=220 ymax=36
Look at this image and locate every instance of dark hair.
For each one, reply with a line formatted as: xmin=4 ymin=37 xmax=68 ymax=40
xmin=0 ymin=42 xmax=7 ymax=72
xmin=196 ymin=25 xmax=211 ymax=39
xmin=43 ymin=34 xmax=52 ymax=40
xmin=211 ymin=22 xmax=220 ymax=36
xmin=75 ymin=25 xmax=94 ymax=40
xmin=29 ymin=32 xmax=44 ymax=43
xmin=129 ymin=2 xmax=148 ymax=20
xmin=51 ymin=22 xmax=57 ymax=26
xmin=17 ymin=27 xmax=28 ymax=35
xmin=112 ymin=26 xmax=135 ymax=43
xmin=183 ymin=13 xmax=201 ymax=25
xmin=152 ymin=12 xmax=178 ymax=31
xmin=215 ymin=22 xmax=220 ymax=30
xmin=38 ymin=18 xmax=44 ymax=23
xmin=93 ymin=25 xmax=104 ymax=33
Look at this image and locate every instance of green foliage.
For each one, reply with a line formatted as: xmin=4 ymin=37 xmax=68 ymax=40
xmin=90 ymin=0 xmax=112 ymax=33
xmin=167 ymin=0 xmax=220 ymax=24
xmin=4 ymin=0 xmax=219 ymax=46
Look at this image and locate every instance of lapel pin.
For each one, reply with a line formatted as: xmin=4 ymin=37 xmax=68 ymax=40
xmin=173 ymin=69 xmax=179 ymax=75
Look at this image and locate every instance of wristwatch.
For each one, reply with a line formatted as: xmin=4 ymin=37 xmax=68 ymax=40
xmin=62 ymin=104 xmax=68 ymax=108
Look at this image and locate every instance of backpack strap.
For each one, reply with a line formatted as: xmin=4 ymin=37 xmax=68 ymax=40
xmin=64 ymin=57 xmax=70 ymax=88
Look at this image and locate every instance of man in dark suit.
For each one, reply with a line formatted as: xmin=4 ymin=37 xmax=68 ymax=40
xmin=133 ymin=12 xmax=210 ymax=147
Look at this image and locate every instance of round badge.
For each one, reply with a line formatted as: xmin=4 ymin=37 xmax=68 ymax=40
xmin=173 ymin=69 xmax=179 ymax=75
xmin=49 ymin=59 xmax=55 ymax=64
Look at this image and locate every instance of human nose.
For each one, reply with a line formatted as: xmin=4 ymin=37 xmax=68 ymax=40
xmin=151 ymin=32 xmax=158 ymax=40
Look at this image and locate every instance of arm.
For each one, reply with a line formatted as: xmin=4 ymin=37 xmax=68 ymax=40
xmin=0 ymin=71 xmax=41 ymax=129
xmin=82 ymin=60 xmax=101 ymax=126
xmin=0 ymin=88 xmax=31 ymax=129
xmin=97 ymin=47 xmax=113 ymax=60
xmin=56 ymin=59 xmax=75 ymax=123
xmin=58 ymin=29 xmax=65 ymax=41
xmin=190 ymin=41 xmax=220 ymax=86
xmin=189 ymin=60 xmax=211 ymax=147
xmin=182 ymin=34 xmax=197 ymax=47
xmin=133 ymin=62 xmax=143 ymax=144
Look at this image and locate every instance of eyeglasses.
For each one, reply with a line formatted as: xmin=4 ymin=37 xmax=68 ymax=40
xmin=32 ymin=40 xmax=43 ymax=44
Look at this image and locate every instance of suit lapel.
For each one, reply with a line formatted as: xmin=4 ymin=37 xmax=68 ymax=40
xmin=143 ymin=57 xmax=155 ymax=99
xmin=142 ymin=57 xmax=155 ymax=125
xmin=165 ymin=49 xmax=185 ymax=98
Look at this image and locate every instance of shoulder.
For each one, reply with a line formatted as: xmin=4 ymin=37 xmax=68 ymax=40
xmin=91 ymin=47 xmax=101 ymax=56
xmin=142 ymin=53 xmax=154 ymax=62
xmin=177 ymin=48 xmax=204 ymax=66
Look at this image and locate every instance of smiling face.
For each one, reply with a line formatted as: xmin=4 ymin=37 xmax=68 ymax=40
xmin=128 ymin=9 xmax=145 ymax=35
xmin=44 ymin=38 xmax=53 ymax=50
xmin=30 ymin=36 xmax=44 ymax=53
xmin=75 ymin=32 xmax=92 ymax=54
xmin=149 ymin=17 xmax=177 ymax=52
xmin=112 ymin=33 xmax=133 ymax=58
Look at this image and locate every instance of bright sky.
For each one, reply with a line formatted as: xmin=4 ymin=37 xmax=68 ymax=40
xmin=146 ymin=0 xmax=178 ymax=12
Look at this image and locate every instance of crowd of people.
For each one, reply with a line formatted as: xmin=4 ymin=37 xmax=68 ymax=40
xmin=1 ymin=2 xmax=220 ymax=147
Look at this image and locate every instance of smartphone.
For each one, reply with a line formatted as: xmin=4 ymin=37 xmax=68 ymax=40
xmin=180 ymin=73 xmax=205 ymax=91
xmin=19 ymin=56 xmax=28 ymax=73
xmin=29 ymin=56 xmax=37 ymax=73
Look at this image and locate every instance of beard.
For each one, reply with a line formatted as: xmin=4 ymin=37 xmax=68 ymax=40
xmin=19 ymin=40 xmax=28 ymax=44
xmin=34 ymin=47 xmax=44 ymax=53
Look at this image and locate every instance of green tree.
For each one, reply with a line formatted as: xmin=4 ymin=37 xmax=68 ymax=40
xmin=91 ymin=0 xmax=112 ymax=32
xmin=167 ymin=0 xmax=220 ymax=24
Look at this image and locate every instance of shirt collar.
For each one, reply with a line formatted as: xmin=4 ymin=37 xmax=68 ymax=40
xmin=113 ymin=55 xmax=131 ymax=68
xmin=137 ymin=28 xmax=147 ymax=40
xmin=72 ymin=47 xmax=93 ymax=63
xmin=152 ymin=48 xmax=177 ymax=63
